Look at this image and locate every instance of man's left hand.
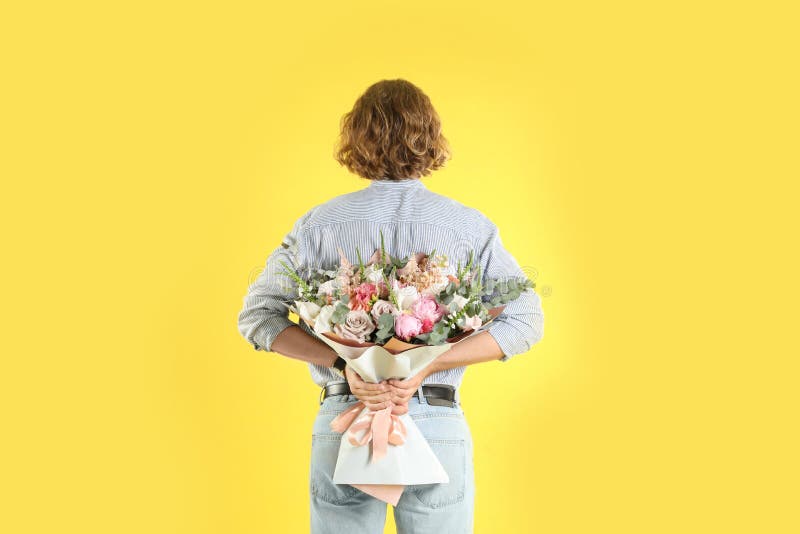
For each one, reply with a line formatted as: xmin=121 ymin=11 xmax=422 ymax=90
xmin=387 ymin=360 xmax=440 ymax=405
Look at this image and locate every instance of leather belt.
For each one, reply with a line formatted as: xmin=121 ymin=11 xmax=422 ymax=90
xmin=320 ymin=381 xmax=458 ymax=407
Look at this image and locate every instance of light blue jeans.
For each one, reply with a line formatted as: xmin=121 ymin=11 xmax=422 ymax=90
xmin=310 ymin=383 xmax=475 ymax=534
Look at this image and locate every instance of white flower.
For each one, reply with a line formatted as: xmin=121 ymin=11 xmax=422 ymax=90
xmin=456 ymin=314 xmax=483 ymax=331
xmin=295 ymin=301 xmax=321 ymax=325
xmin=422 ymin=277 xmax=450 ymax=296
xmin=316 ymin=279 xmax=339 ymax=297
xmin=313 ymin=305 xmax=336 ymax=334
xmin=364 ymin=264 xmax=385 ymax=284
xmin=448 ymin=294 xmax=469 ymax=313
xmin=394 ymin=282 xmax=420 ymax=311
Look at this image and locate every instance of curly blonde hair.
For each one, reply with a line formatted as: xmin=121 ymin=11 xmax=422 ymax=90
xmin=333 ymin=79 xmax=452 ymax=181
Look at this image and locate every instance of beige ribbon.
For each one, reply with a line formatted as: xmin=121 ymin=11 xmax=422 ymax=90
xmin=329 ymin=401 xmax=407 ymax=462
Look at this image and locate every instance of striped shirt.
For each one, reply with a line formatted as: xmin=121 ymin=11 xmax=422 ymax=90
xmin=237 ymin=177 xmax=545 ymax=390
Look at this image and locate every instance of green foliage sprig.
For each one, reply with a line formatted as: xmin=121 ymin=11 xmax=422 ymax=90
xmin=355 ymin=246 xmax=365 ymax=278
xmin=278 ymin=260 xmax=314 ymax=301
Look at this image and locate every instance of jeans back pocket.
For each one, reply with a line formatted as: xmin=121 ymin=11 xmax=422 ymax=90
xmin=309 ymin=434 xmax=361 ymax=505
xmin=408 ymin=438 xmax=467 ymax=508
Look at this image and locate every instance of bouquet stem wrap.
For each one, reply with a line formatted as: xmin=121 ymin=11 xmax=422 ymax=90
xmin=313 ymin=327 xmax=494 ymax=506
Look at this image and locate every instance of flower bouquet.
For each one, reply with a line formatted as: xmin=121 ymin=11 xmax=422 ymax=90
xmin=281 ymin=231 xmax=534 ymax=505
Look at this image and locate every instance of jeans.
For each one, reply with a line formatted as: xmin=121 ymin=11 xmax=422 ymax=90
xmin=309 ymin=385 xmax=476 ymax=534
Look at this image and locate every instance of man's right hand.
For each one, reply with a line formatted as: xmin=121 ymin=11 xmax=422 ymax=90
xmin=345 ymin=365 xmax=408 ymax=415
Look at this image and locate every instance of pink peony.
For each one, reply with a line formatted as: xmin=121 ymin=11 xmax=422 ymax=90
xmin=420 ymin=317 xmax=435 ymax=334
xmin=411 ymin=294 xmax=448 ymax=324
xmin=394 ymin=313 xmax=423 ymax=341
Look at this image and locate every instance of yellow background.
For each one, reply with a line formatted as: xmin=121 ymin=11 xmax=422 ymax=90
xmin=2 ymin=1 xmax=798 ymax=532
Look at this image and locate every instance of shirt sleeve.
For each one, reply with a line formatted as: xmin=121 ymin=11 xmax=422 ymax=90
xmin=237 ymin=208 xmax=315 ymax=352
xmin=476 ymin=222 xmax=545 ymax=361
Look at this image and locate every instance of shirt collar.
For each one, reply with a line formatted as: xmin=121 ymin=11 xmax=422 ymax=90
xmin=367 ymin=178 xmax=427 ymax=190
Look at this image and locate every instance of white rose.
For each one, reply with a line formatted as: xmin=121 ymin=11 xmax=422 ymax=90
xmin=313 ymin=305 xmax=336 ymax=334
xmin=395 ymin=285 xmax=420 ymax=311
xmin=364 ymin=264 xmax=385 ymax=284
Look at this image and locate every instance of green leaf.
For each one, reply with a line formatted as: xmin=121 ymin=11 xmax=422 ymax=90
xmin=374 ymin=327 xmax=393 ymax=342
xmin=331 ymin=302 xmax=350 ymax=324
xmin=378 ymin=313 xmax=395 ymax=329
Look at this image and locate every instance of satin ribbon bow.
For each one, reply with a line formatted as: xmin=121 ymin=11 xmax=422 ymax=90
xmin=329 ymin=401 xmax=407 ymax=462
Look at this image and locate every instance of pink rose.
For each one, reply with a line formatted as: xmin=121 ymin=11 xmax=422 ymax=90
xmin=394 ymin=313 xmax=423 ymax=341
xmin=411 ymin=294 xmax=448 ymax=324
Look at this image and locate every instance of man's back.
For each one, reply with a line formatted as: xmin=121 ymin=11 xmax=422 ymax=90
xmin=238 ymin=177 xmax=544 ymax=389
xmin=299 ymin=178 xmax=489 ymax=275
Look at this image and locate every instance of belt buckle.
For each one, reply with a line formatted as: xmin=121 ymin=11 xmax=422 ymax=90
xmin=419 ymin=384 xmax=457 ymax=407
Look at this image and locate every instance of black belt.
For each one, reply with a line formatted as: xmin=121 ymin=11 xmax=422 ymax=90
xmin=320 ymin=381 xmax=458 ymax=407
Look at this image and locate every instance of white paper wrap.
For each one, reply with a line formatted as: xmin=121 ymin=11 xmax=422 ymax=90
xmin=293 ymin=301 xmax=505 ymax=504
xmin=309 ymin=320 xmax=499 ymax=489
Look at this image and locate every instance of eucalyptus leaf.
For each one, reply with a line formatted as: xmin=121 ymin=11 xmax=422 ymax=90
xmin=378 ymin=313 xmax=395 ymax=329
xmin=331 ymin=302 xmax=350 ymax=324
xmin=374 ymin=328 xmax=393 ymax=342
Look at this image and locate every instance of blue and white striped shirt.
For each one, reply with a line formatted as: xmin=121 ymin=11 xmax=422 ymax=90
xmin=237 ymin=177 xmax=544 ymax=389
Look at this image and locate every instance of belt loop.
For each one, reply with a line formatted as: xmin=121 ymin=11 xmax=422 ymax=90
xmin=416 ymin=383 xmax=428 ymax=405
